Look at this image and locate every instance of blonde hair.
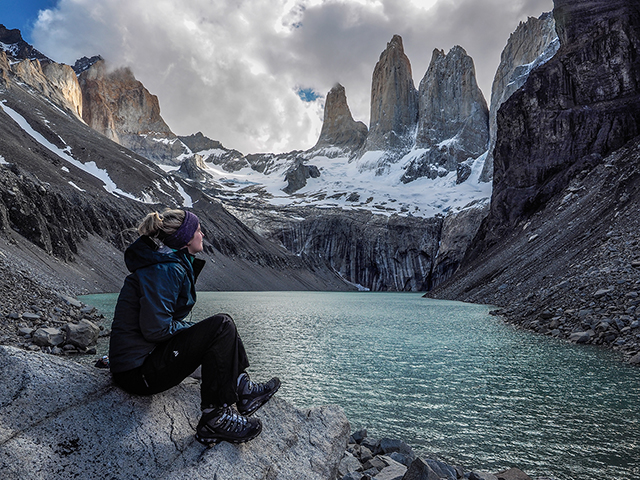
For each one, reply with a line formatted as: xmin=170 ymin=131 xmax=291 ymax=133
xmin=138 ymin=209 xmax=186 ymax=239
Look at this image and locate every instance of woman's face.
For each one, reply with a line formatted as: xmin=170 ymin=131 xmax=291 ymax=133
xmin=186 ymin=224 xmax=204 ymax=254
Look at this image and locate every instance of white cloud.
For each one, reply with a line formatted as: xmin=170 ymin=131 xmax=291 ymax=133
xmin=32 ymin=0 xmax=553 ymax=155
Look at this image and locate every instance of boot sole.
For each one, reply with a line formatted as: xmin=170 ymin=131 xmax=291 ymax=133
xmin=195 ymin=424 xmax=262 ymax=447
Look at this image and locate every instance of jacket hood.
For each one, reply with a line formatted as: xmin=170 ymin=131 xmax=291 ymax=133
xmin=124 ymin=236 xmax=181 ymax=273
xmin=124 ymin=236 xmax=206 ymax=281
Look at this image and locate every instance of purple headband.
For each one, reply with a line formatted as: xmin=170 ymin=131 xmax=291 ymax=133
xmin=163 ymin=211 xmax=199 ymax=249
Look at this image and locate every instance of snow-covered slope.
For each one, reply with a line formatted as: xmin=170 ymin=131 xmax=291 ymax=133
xmin=168 ymin=147 xmax=491 ymax=218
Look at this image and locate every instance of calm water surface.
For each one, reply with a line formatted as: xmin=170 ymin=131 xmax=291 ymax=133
xmin=82 ymin=291 xmax=640 ymax=480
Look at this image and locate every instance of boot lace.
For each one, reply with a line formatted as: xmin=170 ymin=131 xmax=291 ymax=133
xmin=209 ymin=407 xmax=248 ymax=433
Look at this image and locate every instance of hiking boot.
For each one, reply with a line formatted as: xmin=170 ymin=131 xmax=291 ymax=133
xmin=195 ymin=406 xmax=262 ymax=446
xmin=236 ymin=373 xmax=281 ymax=416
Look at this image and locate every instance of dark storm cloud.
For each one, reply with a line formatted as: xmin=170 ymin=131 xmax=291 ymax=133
xmin=31 ymin=0 xmax=553 ymax=154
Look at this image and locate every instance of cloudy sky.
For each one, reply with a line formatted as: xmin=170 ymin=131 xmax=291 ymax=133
xmin=11 ymin=0 xmax=553 ymax=154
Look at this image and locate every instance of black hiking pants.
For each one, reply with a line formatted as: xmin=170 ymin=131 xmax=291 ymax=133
xmin=112 ymin=314 xmax=250 ymax=409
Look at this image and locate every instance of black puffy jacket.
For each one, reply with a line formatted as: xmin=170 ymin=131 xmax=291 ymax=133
xmin=109 ymin=236 xmax=205 ymax=373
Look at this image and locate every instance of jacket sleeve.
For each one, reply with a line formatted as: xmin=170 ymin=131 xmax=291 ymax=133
xmin=136 ymin=263 xmax=191 ymax=343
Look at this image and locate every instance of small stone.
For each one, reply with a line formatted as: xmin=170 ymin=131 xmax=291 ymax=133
xmin=338 ymin=452 xmax=362 ymax=477
xmin=57 ymin=294 xmax=82 ymax=308
xmin=629 ymin=352 xmax=640 ymax=364
xmin=373 ymin=459 xmax=407 ymax=480
xmin=378 ymin=438 xmax=414 ymax=457
xmin=18 ymin=327 xmax=34 ymax=336
xmin=594 ymin=287 xmax=614 ymax=298
xmin=570 ymin=331 xmax=593 ymax=345
xmin=469 ymin=472 xmax=499 ymax=480
xmin=361 ymin=437 xmax=379 ymax=455
xmin=342 ymin=472 xmax=364 ymax=480
xmin=496 ymin=467 xmax=533 ymax=480
xmin=351 ymin=429 xmax=367 ymax=444
xmin=424 ymin=459 xmax=458 ymax=480
xmin=362 ymin=456 xmax=387 ymax=472
xmin=360 ymin=446 xmax=374 ymax=463
xmin=22 ymin=312 xmax=41 ymax=321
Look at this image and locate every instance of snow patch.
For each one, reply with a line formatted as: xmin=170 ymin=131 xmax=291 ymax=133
xmin=1 ymin=100 xmax=150 ymax=203
xmin=68 ymin=181 xmax=85 ymax=192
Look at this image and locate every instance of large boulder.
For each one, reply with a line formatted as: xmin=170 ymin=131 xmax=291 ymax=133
xmin=0 ymin=346 xmax=350 ymax=479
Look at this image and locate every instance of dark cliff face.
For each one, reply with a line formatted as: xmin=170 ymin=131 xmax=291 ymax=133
xmin=473 ymin=0 xmax=640 ymax=253
xmin=273 ymin=210 xmax=442 ymax=292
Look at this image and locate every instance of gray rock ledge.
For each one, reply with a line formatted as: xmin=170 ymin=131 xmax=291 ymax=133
xmin=0 ymin=345 xmax=350 ymax=479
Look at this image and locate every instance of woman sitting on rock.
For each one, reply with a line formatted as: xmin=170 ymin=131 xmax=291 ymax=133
xmin=109 ymin=208 xmax=280 ymax=446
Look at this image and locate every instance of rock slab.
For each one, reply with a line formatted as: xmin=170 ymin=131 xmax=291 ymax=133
xmin=0 ymin=346 xmax=350 ymax=479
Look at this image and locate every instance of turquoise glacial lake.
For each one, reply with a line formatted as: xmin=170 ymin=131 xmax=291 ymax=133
xmin=81 ymin=291 xmax=640 ymax=480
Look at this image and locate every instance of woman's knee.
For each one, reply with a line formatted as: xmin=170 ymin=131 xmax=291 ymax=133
xmin=202 ymin=313 xmax=237 ymax=337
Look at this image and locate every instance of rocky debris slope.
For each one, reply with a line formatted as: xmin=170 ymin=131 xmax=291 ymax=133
xmin=403 ymin=46 xmax=489 ymax=184
xmin=0 ymin=345 xmax=350 ymax=480
xmin=479 ymin=12 xmax=559 ymax=182
xmin=0 ymin=252 xmax=108 ymax=358
xmin=429 ymin=0 xmax=640 ymax=363
xmin=428 ymin=135 xmax=640 ymax=365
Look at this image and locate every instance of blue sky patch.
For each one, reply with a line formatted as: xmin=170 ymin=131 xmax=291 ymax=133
xmin=296 ymin=87 xmax=320 ymax=102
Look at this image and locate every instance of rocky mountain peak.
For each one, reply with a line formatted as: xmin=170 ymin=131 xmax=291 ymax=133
xmin=312 ymin=83 xmax=368 ymax=153
xmin=362 ymin=34 xmax=418 ymax=153
xmin=78 ymin=59 xmax=186 ymax=163
xmin=72 ymin=55 xmax=103 ymax=75
xmin=402 ymin=45 xmax=488 ymax=183
xmin=0 ymin=24 xmax=50 ymax=62
xmin=479 ymin=11 xmax=559 ymax=182
xmin=78 ymin=59 xmax=172 ymax=138
xmin=179 ymin=131 xmax=224 ymax=152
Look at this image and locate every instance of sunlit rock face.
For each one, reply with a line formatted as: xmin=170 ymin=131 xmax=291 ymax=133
xmin=362 ymin=35 xmax=418 ymax=156
xmin=0 ymin=26 xmax=83 ymax=120
xmin=402 ymin=45 xmax=489 ymax=184
xmin=78 ymin=60 xmax=188 ymax=164
xmin=480 ymin=11 xmax=559 ymax=182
